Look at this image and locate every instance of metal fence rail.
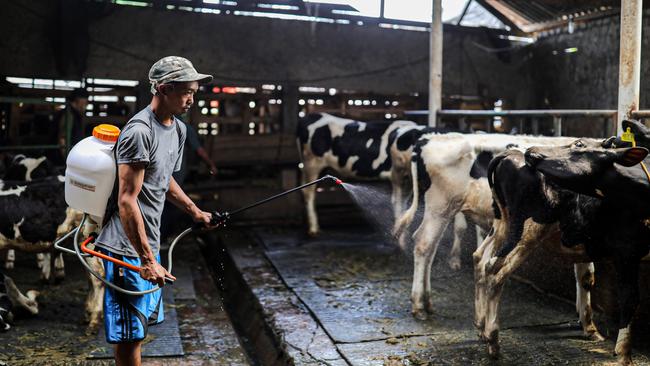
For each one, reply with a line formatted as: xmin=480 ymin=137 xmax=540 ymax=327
xmin=405 ymin=109 xmax=619 ymax=136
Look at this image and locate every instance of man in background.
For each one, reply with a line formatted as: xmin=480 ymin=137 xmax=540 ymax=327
xmin=54 ymin=88 xmax=89 ymax=163
xmin=160 ymin=120 xmax=218 ymax=242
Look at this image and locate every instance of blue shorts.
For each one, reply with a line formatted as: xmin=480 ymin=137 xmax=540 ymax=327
xmin=102 ymin=249 xmax=165 ymax=344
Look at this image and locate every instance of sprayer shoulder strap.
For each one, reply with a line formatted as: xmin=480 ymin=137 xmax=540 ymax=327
xmin=101 ymin=118 xmax=182 ymax=227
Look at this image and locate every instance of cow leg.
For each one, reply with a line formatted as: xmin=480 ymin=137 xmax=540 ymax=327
xmin=448 ymin=212 xmax=466 ymax=270
xmin=302 ymin=163 xmax=322 ymax=237
xmin=482 ymin=219 xmax=544 ymax=358
xmin=390 ymin=168 xmax=405 ymax=222
xmin=473 ymin=224 xmax=499 ymax=338
xmin=5 ymin=250 xmax=15 ymax=270
xmin=85 ymin=256 xmax=104 ymax=329
xmin=476 ymin=226 xmax=486 ymax=249
xmin=574 ymin=262 xmax=604 ymax=341
xmin=411 ymin=208 xmax=452 ymax=319
xmin=4 ymin=276 xmax=39 ymax=315
xmin=53 ymin=252 xmax=65 ymax=283
xmin=613 ymin=259 xmax=640 ymax=366
xmin=38 ymin=252 xmax=51 ymax=283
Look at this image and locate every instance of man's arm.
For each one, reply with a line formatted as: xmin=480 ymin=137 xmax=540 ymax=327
xmin=195 ymin=147 xmax=217 ymax=175
xmin=166 ymin=176 xmax=213 ymax=225
xmin=118 ymin=163 xmax=175 ymax=286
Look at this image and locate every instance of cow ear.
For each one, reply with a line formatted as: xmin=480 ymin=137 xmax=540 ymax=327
xmin=615 ymin=147 xmax=648 ymax=167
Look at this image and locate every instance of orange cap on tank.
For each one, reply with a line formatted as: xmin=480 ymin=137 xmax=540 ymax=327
xmin=92 ymin=124 xmax=120 ymax=143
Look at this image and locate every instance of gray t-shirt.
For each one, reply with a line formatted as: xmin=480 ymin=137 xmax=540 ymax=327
xmin=96 ymin=106 xmax=186 ymax=257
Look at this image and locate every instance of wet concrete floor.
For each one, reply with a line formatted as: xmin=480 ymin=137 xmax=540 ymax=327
xmin=222 ymin=226 xmax=650 ymax=366
xmin=0 ymin=236 xmax=249 ymax=366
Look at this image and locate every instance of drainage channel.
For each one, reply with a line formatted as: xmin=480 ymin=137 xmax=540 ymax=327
xmin=201 ymin=228 xmax=347 ymax=366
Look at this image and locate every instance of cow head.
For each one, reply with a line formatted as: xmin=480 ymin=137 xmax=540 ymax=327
xmin=525 ymin=139 xmax=648 ymax=197
xmin=600 ymin=120 xmax=650 ymax=149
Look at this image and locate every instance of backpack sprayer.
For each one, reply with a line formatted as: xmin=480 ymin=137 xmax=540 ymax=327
xmin=54 ymin=124 xmax=343 ymax=295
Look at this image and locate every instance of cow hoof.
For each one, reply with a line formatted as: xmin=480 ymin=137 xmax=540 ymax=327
xmin=425 ymin=302 xmax=435 ymax=314
xmin=5 ymin=262 xmax=14 ymax=270
xmin=23 ymin=290 xmax=39 ymax=315
xmin=617 ymin=355 xmax=633 ymax=366
xmin=487 ymin=342 xmax=500 ymax=359
xmin=307 ymin=230 xmax=320 ymax=238
xmin=54 ymin=273 xmax=65 ymax=285
xmin=448 ymin=258 xmax=461 ymax=271
xmin=412 ymin=309 xmax=428 ymax=321
xmin=587 ymin=330 xmax=605 ymax=342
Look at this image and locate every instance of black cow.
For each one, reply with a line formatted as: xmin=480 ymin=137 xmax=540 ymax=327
xmin=474 ymin=137 xmax=648 ymax=365
xmin=3 ymin=154 xmax=59 ymax=182
xmin=2 ymin=155 xmax=65 ymax=280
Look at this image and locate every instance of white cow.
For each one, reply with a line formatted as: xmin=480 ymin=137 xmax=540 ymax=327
xmin=393 ymin=133 xmax=579 ymax=320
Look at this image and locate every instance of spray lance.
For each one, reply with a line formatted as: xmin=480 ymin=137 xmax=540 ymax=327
xmin=54 ymin=126 xmax=343 ymax=296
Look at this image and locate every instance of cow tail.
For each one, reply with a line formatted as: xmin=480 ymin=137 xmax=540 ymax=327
xmin=487 ymin=152 xmax=508 ymax=189
xmin=394 ymin=157 xmax=420 ymax=238
xmin=486 ymin=152 xmax=510 ymax=222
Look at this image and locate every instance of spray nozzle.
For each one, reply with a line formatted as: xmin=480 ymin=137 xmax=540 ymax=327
xmin=323 ymin=175 xmax=343 ymax=185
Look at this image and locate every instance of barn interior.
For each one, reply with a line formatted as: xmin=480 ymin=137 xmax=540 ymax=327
xmin=2 ymin=0 xmax=650 ymax=365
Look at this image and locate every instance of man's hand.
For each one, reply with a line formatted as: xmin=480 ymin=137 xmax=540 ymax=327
xmin=208 ymin=164 xmax=217 ymax=176
xmin=191 ymin=208 xmax=226 ymax=229
xmin=139 ymin=257 xmax=176 ymax=287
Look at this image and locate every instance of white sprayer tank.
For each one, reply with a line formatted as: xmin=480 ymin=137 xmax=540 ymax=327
xmin=65 ymin=124 xmax=121 ymax=225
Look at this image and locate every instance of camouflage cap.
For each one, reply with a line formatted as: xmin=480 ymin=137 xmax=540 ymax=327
xmin=148 ymin=56 xmax=213 ymax=94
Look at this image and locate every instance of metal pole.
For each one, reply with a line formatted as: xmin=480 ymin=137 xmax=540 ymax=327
xmin=553 ymin=116 xmax=562 ymax=136
xmin=532 ymin=117 xmax=539 ymax=135
xmin=617 ymin=0 xmax=643 ymax=135
xmin=428 ymin=0 xmax=442 ymax=127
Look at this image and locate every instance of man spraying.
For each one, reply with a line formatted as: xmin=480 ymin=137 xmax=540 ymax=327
xmin=94 ymin=56 xmax=216 ymax=365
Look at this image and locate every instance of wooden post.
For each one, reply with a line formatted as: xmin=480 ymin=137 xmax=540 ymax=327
xmin=617 ymin=0 xmax=643 ymax=135
xmin=428 ymin=0 xmax=442 ymax=127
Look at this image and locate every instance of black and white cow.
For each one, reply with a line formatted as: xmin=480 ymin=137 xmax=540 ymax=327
xmin=474 ymin=137 xmax=648 ymax=365
xmin=0 ymin=271 xmax=39 ymax=331
xmin=3 ymin=154 xmax=59 ymax=181
xmin=2 ymin=155 xmax=65 ymax=280
xmin=393 ymin=133 xmax=577 ymax=320
xmin=297 ymin=113 xmax=453 ymax=236
xmin=0 ymin=176 xmax=104 ymax=328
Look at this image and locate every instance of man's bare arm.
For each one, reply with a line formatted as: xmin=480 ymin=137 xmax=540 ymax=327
xmin=195 ymin=147 xmax=217 ymax=175
xmin=118 ymin=163 xmax=175 ymax=285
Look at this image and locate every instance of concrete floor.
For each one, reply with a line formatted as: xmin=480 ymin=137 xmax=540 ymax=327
xmin=5 ymin=222 xmax=650 ymax=366
xmin=0 ymin=236 xmax=249 ymax=366
xmin=215 ymin=225 xmax=650 ymax=366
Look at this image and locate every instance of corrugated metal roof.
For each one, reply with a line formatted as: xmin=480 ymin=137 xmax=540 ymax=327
xmin=476 ymin=0 xmax=619 ymax=34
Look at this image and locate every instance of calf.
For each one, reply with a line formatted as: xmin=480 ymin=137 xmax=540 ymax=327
xmin=0 ymin=176 xmax=103 ymax=328
xmin=394 ymin=133 xmax=577 ymax=320
xmin=475 ymin=139 xmax=648 ymax=365
xmin=2 ymin=155 xmax=64 ymax=281
xmin=0 ymin=271 xmax=39 ymax=331
xmin=297 ymin=113 xmax=450 ymax=235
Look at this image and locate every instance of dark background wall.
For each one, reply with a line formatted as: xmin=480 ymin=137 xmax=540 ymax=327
xmin=1 ymin=0 xmax=530 ymax=106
